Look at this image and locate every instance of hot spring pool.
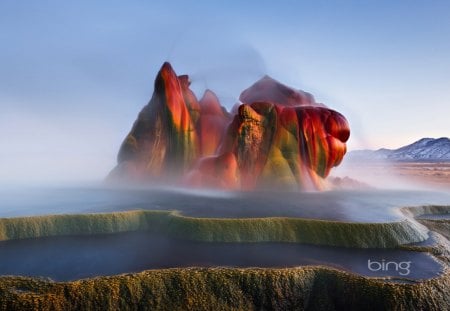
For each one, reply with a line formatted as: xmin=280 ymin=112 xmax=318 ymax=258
xmin=0 ymin=231 xmax=443 ymax=281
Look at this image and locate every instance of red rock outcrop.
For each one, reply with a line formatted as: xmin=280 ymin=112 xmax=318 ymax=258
xmin=109 ymin=63 xmax=350 ymax=190
xmin=109 ymin=63 xmax=196 ymax=181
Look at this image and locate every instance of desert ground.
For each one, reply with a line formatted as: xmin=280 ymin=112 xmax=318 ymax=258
xmin=389 ymin=162 xmax=450 ymax=187
xmin=334 ymin=161 xmax=450 ymax=190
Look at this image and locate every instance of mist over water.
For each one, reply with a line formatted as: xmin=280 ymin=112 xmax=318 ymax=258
xmin=0 ymin=185 xmax=449 ymax=222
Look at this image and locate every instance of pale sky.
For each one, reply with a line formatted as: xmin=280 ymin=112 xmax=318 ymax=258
xmin=0 ymin=0 xmax=449 ymax=182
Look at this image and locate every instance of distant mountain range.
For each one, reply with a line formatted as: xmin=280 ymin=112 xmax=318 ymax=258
xmin=347 ymin=137 xmax=450 ymax=161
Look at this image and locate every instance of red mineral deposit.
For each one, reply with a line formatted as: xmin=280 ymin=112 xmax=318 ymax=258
xmin=108 ymin=62 xmax=350 ymax=190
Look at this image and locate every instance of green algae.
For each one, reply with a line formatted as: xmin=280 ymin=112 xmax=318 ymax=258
xmin=0 ymin=210 xmax=428 ymax=248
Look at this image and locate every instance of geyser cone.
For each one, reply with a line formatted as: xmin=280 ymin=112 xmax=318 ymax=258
xmin=108 ymin=62 xmax=350 ymax=190
xmin=109 ymin=62 xmax=198 ymax=182
xmin=214 ymin=102 xmax=349 ymax=190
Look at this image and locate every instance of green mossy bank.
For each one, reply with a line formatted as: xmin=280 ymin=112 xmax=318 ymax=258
xmin=0 ymin=210 xmax=428 ymax=248
xmin=402 ymin=205 xmax=450 ymax=240
xmin=0 ymin=267 xmax=449 ymax=311
xmin=1 ymin=206 xmax=448 ymax=310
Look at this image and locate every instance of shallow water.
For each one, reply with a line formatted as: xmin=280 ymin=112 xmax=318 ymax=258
xmin=0 ymin=231 xmax=442 ymax=281
xmin=0 ymin=186 xmax=449 ymax=222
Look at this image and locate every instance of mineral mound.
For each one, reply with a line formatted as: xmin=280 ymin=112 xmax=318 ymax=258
xmin=108 ymin=62 xmax=350 ymax=190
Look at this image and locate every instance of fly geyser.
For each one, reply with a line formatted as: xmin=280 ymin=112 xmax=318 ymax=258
xmin=109 ymin=62 xmax=350 ymax=190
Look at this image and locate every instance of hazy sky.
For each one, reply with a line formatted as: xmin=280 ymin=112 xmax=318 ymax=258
xmin=1 ymin=0 xmax=449 ymax=182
